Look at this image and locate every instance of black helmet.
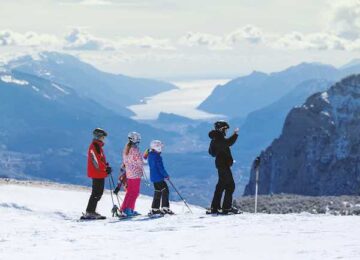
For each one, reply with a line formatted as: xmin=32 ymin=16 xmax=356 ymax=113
xmin=214 ymin=120 xmax=230 ymax=131
xmin=93 ymin=128 xmax=108 ymax=139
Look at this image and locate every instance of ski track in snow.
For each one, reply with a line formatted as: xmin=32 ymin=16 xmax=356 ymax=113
xmin=1 ymin=183 xmax=360 ymax=260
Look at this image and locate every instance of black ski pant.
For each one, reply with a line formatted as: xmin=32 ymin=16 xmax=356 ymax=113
xmin=86 ymin=178 xmax=105 ymax=213
xmin=151 ymin=181 xmax=170 ymax=209
xmin=211 ymin=167 xmax=235 ymax=210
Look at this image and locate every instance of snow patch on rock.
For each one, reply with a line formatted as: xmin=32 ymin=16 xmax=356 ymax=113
xmin=321 ymin=92 xmax=329 ymax=103
xmin=52 ymin=83 xmax=69 ymax=95
xmin=32 ymin=85 xmax=40 ymax=92
xmin=0 ymin=75 xmax=29 ymax=85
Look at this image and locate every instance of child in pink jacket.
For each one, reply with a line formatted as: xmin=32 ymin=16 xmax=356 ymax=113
xmin=120 ymin=132 xmax=144 ymax=217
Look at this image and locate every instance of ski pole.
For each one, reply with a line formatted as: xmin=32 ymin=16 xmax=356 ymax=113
xmin=108 ymin=176 xmax=120 ymax=217
xmin=142 ymin=171 xmax=151 ymax=187
xmin=109 ymin=174 xmax=123 ymax=207
xmin=167 ymin=179 xmax=192 ymax=214
xmin=254 ymin=157 xmax=261 ymax=214
xmin=255 ymin=168 xmax=259 ymax=214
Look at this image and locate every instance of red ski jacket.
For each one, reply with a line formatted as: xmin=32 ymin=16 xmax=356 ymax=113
xmin=87 ymin=140 xmax=108 ymax=179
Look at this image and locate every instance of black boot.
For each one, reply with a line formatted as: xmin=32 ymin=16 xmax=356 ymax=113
xmin=221 ymin=207 xmax=242 ymax=215
xmin=206 ymin=208 xmax=221 ymax=214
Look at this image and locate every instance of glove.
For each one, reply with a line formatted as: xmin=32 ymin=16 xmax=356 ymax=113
xmin=106 ymin=166 xmax=112 ymax=175
xmin=114 ymin=186 xmax=120 ymax=195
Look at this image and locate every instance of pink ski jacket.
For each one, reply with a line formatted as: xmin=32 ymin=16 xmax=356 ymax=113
xmin=123 ymin=146 xmax=144 ymax=179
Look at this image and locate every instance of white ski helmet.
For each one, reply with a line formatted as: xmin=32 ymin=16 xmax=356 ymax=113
xmin=128 ymin=131 xmax=141 ymax=144
xmin=150 ymin=140 xmax=163 ymax=152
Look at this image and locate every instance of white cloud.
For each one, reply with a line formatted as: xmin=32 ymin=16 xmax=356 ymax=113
xmin=226 ymin=25 xmax=264 ymax=44
xmin=64 ymin=28 xmax=115 ymax=51
xmin=179 ymin=32 xmax=231 ymax=50
xmin=3 ymin=12 xmax=360 ymax=58
xmin=0 ymin=30 xmax=62 ymax=47
xmin=180 ymin=25 xmax=265 ymax=50
xmin=118 ymin=36 xmax=175 ymax=50
xmin=274 ymin=32 xmax=342 ymax=50
xmin=179 ymin=23 xmax=356 ymax=52
xmin=330 ymin=0 xmax=360 ymax=40
xmin=0 ymin=28 xmax=175 ymax=52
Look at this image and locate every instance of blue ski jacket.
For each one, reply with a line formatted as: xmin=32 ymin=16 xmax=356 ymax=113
xmin=148 ymin=150 xmax=169 ymax=183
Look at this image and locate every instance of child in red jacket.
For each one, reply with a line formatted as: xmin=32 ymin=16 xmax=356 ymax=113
xmin=83 ymin=128 xmax=112 ymax=220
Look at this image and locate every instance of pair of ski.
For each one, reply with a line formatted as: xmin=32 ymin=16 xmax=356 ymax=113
xmin=79 ymin=212 xmax=166 ymax=222
xmin=79 ymin=213 xmax=106 ymax=221
xmin=113 ymin=213 xmax=165 ymax=222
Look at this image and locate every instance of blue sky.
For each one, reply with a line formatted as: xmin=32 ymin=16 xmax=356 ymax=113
xmin=0 ymin=0 xmax=359 ymax=79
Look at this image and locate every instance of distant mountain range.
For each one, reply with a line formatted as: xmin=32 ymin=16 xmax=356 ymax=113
xmin=7 ymin=52 xmax=177 ymax=117
xmin=199 ymin=62 xmax=360 ymax=119
xmin=198 ymin=62 xmax=360 ymax=174
xmin=0 ymin=67 xmax=178 ymax=185
xmin=0 ymin=53 xmax=214 ymax=206
xmin=244 ymin=75 xmax=360 ymax=196
xmin=3 ymin=52 xmax=360 ymax=205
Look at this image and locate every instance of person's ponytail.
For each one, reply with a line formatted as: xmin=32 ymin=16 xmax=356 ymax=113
xmin=124 ymin=142 xmax=132 ymax=155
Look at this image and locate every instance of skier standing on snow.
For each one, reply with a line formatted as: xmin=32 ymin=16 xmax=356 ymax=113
xmin=119 ymin=132 xmax=144 ymax=217
xmin=208 ymin=121 xmax=240 ymax=214
xmin=144 ymin=140 xmax=174 ymax=216
xmin=83 ymin=128 xmax=112 ymax=220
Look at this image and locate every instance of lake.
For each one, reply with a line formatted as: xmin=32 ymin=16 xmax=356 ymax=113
xmin=128 ymin=79 xmax=230 ymax=120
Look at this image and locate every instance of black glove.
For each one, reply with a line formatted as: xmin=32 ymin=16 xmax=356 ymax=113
xmin=114 ymin=186 xmax=120 ymax=195
xmin=106 ymin=166 xmax=112 ymax=175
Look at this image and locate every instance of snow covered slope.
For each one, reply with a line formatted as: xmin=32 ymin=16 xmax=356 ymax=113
xmin=1 ymin=180 xmax=360 ymax=260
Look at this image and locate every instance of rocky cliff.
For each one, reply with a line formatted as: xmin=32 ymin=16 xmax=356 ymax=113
xmin=244 ymin=75 xmax=360 ymax=196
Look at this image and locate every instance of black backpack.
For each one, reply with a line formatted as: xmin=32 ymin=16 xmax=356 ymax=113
xmin=208 ymin=140 xmax=217 ymax=157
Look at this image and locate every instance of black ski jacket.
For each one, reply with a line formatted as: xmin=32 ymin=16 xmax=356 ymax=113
xmin=208 ymin=130 xmax=238 ymax=169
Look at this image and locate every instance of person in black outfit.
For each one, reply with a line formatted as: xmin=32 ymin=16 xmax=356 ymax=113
xmin=86 ymin=179 xmax=105 ymax=214
xmin=152 ymin=181 xmax=170 ymax=209
xmin=208 ymin=121 xmax=239 ymax=214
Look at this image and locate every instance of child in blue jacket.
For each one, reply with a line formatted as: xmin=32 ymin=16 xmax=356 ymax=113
xmin=144 ymin=140 xmax=174 ymax=216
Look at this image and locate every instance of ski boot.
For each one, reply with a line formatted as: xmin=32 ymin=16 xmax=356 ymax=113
xmin=161 ymin=207 xmax=175 ymax=215
xmin=221 ymin=207 xmax=243 ymax=215
xmin=131 ymin=210 xmax=141 ymax=216
xmin=81 ymin=211 xmax=106 ymax=220
xmin=116 ymin=210 xmax=127 ymax=219
xmin=124 ymin=208 xmax=135 ymax=217
xmin=206 ymin=208 xmax=220 ymax=215
xmin=148 ymin=208 xmax=164 ymax=217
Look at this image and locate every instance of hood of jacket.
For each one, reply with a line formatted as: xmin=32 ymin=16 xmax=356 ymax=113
xmin=208 ymin=130 xmax=224 ymax=140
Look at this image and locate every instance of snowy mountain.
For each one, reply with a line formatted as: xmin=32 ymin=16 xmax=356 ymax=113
xmin=2 ymin=180 xmax=360 ymax=260
xmin=198 ymin=63 xmax=339 ymax=118
xmin=0 ymin=69 xmax=220 ymax=206
xmin=7 ymin=52 xmax=177 ymax=117
xmin=244 ymin=75 xmax=360 ymax=196
xmin=0 ymin=69 xmax=177 ymax=185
